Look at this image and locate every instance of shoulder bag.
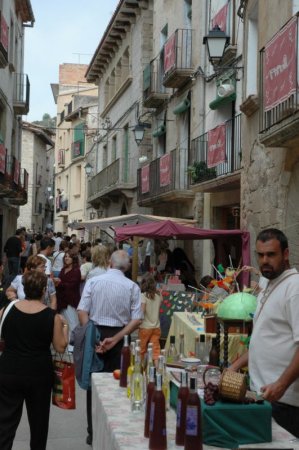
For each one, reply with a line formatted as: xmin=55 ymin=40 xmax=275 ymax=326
xmin=0 ymin=300 xmax=19 ymax=354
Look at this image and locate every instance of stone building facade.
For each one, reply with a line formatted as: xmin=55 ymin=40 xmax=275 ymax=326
xmin=0 ymin=0 xmax=34 ymax=253
xmin=51 ymin=63 xmax=98 ymax=234
xmin=18 ymin=122 xmax=55 ymax=233
xmin=240 ymin=0 xmax=299 ymax=266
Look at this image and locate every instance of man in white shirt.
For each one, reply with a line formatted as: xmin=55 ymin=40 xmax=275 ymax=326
xmin=230 ymin=228 xmax=299 ymax=437
xmin=78 ymin=250 xmax=143 ymax=445
xmin=38 ymin=237 xmax=55 ymax=276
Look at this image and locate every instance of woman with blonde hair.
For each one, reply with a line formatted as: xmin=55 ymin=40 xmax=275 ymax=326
xmin=86 ymin=245 xmax=110 ymax=280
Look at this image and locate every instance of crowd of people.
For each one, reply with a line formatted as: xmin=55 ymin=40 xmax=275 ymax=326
xmin=0 ymin=226 xmax=299 ymax=449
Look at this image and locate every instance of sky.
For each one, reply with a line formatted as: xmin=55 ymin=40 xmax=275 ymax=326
xmin=24 ymin=0 xmax=119 ymax=122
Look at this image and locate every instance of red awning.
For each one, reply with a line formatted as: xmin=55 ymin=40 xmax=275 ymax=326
xmin=115 ymin=220 xmax=250 ymax=285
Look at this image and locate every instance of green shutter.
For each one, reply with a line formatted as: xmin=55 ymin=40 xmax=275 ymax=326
xmin=143 ymin=64 xmax=151 ymax=90
xmin=73 ymin=123 xmax=85 ymax=158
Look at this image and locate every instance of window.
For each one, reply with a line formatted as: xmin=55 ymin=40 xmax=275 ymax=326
xmin=74 ymin=165 xmax=81 ymax=196
xmin=112 ymin=135 xmax=117 ymax=162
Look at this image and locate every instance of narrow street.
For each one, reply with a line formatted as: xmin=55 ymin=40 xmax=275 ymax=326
xmin=12 ymin=383 xmax=90 ymax=450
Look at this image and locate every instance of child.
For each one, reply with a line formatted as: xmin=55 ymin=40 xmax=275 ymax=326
xmin=139 ymin=275 xmax=162 ymax=364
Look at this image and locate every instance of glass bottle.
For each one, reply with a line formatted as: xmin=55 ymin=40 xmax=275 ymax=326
xmin=146 ymin=346 xmax=154 ymax=384
xmin=208 ymin=337 xmax=219 ymax=367
xmin=149 ymin=373 xmax=167 ymax=450
xmin=131 ymin=346 xmax=144 ymax=412
xmin=127 ymin=341 xmax=136 ymax=398
xmin=194 ymin=336 xmax=200 ymax=359
xmin=157 ymin=355 xmax=170 ymax=411
xmin=144 ymin=366 xmax=156 ymax=438
xmin=167 ymin=335 xmax=178 ymax=364
xmin=120 ymin=335 xmax=130 ymax=388
xmin=178 ymin=333 xmax=185 ymax=360
xmin=175 ymin=371 xmax=189 ymax=446
xmin=199 ymin=334 xmax=205 ymax=362
xmin=184 ymin=377 xmax=203 ymax=450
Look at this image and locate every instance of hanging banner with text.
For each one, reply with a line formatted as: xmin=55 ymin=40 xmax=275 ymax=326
xmin=212 ymin=3 xmax=228 ymax=32
xmin=207 ymin=123 xmax=226 ymax=168
xmin=164 ymin=33 xmax=176 ymax=74
xmin=264 ymin=16 xmax=298 ymax=111
xmin=141 ymin=164 xmax=150 ymax=193
xmin=159 ymin=153 xmax=171 ymax=187
xmin=0 ymin=144 xmax=6 ymax=174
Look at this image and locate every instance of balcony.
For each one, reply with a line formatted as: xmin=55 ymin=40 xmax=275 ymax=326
xmin=9 ymin=168 xmax=28 ymax=205
xmin=137 ymin=148 xmax=194 ymax=206
xmin=87 ymin=158 xmax=135 ymax=207
xmin=143 ymin=52 xmax=171 ymax=108
xmin=56 ymin=196 xmax=68 ymax=215
xmin=259 ymin=15 xmax=299 ymax=148
xmin=13 ymin=73 xmax=30 ymax=115
xmin=163 ymin=29 xmax=194 ymax=89
xmin=0 ymin=155 xmax=17 ymax=198
xmin=0 ymin=152 xmax=28 ymax=204
xmin=189 ymin=114 xmax=242 ymax=192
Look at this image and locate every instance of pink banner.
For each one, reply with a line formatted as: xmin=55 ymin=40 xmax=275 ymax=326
xmin=159 ymin=153 xmax=171 ymax=187
xmin=207 ymin=123 xmax=226 ymax=168
xmin=164 ymin=33 xmax=176 ymax=74
xmin=0 ymin=144 xmax=5 ymax=174
xmin=264 ymin=16 xmax=297 ymax=111
xmin=0 ymin=13 xmax=8 ymax=52
xmin=141 ymin=165 xmax=150 ymax=193
xmin=13 ymin=159 xmax=20 ymax=184
xmin=212 ymin=3 xmax=228 ymax=32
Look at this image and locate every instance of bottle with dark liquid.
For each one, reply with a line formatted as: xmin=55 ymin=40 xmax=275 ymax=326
xmin=120 ymin=335 xmax=130 ymax=388
xmin=175 ymin=371 xmax=189 ymax=446
xmin=149 ymin=373 xmax=167 ymax=450
xmin=208 ymin=337 xmax=219 ymax=366
xmin=184 ymin=377 xmax=203 ymax=450
xmin=144 ymin=366 xmax=156 ymax=438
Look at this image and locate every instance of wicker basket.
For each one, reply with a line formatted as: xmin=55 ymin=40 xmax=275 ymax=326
xmin=219 ymin=369 xmax=247 ymax=402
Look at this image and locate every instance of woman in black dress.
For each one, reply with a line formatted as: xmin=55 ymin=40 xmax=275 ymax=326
xmin=0 ymin=271 xmax=68 ymax=450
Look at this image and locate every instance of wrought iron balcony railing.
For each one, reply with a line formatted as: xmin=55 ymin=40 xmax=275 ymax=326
xmin=137 ymin=148 xmax=191 ymax=204
xmin=143 ymin=51 xmax=171 ymax=107
xmin=189 ymin=114 xmax=242 ymax=186
xmin=88 ymin=158 xmax=136 ymax=200
xmin=163 ymin=28 xmax=194 ymax=89
xmin=13 ymin=73 xmax=30 ymax=115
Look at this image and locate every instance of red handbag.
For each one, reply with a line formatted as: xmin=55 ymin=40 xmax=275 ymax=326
xmin=52 ymin=353 xmax=76 ymax=409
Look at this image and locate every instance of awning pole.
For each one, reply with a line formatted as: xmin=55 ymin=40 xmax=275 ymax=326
xmin=132 ymin=236 xmax=139 ymax=283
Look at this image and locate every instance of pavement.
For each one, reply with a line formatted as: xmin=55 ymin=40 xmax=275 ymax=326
xmin=12 ymin=383 xmax=91 ymax=450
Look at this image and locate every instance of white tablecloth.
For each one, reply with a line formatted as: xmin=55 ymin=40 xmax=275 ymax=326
xmin=92 ymin=372 xmax=298 ymax=450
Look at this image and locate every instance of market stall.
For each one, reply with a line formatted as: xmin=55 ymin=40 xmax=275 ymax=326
xmin=114 ymin=219 xmax=250 ymax=285
xmin=91 ymin=372 xmax=298 ymax=450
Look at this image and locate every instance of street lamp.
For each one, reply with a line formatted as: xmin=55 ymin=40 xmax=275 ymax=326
xmin=203 ymin=25 xmax=230 ymax=65
xmin=84 ymin=162 xmax=93 ymax=176
xmin=132 ymin=122 xmax=151 ymax=145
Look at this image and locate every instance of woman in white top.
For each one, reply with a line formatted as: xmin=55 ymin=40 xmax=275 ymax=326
xmin=52 ymin=240 xmax=68 ymax=277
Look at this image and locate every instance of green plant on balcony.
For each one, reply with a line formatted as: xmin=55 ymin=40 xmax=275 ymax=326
xmin=187 ymin=161 xmax=217 ymax=183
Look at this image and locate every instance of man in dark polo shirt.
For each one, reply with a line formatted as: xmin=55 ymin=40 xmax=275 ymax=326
xmin=3 ymin=229 xmax=23 ymax=279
